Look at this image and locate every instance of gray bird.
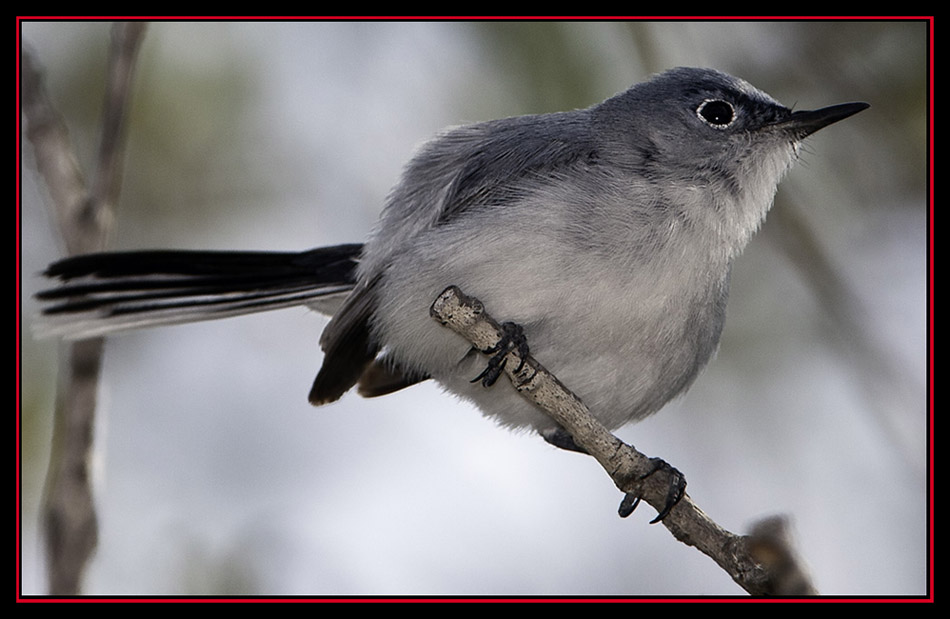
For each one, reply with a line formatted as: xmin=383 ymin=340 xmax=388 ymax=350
xmin=37 ymin=67 xmax=868 ymax=461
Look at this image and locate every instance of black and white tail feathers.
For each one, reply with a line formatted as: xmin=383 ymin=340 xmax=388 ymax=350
xmin=35 ymin=243 xmax=363 ymax=339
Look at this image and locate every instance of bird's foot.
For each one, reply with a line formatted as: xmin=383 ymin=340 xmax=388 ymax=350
xmin=618 ymin=457 xmax=686 ymax=523
xmin=471 ymin=321 xmax=529 ymax=387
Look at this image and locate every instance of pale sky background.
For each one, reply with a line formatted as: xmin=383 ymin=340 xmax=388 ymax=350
xmin=20 ymin=20 xmax=929 ymax=596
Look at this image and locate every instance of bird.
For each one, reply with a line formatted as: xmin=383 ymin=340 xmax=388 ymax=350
xmin=36 ymin=67 xmax=869 ymax=465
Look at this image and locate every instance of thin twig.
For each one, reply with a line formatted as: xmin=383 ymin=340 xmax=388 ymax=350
xmin=430 ymin=285 xmax=817 ymax=596
xmin=22 ymin=22 xmax=147 ymax=595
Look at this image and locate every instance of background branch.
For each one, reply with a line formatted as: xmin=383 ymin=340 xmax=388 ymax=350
xmin=22 ymin=22 xmax=147 ymax=595
xmin=431 ymin=285 xmax=817 ymax=596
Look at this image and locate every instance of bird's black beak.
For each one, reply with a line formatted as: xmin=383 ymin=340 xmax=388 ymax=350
xmin=773 ymin=102 xmax=870 ymax=138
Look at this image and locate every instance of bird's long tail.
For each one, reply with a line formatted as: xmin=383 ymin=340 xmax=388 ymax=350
xmin=35 ymin=243 xmax=362 ymax=339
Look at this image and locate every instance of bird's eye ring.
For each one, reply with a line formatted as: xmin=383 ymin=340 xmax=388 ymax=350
xmin=696 ymin=99 xmax=736 ymax=128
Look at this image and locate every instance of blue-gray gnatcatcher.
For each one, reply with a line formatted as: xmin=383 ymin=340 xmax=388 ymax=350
xmin=37 ymin=67 xmax=868 ymax=450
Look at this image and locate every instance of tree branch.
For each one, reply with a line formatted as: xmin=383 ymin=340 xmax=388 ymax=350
xmin=430 ymin=285 xmax=817 ymax=596
xmin=22 ymin=22 xmax=147 ymax=595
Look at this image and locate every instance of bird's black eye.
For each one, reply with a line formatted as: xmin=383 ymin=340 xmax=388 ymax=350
xmin=696 ymin=99 xmax=735 ymax=128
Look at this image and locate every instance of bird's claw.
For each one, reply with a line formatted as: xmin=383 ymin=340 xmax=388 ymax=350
xmin=617 ymin=457 xmax=686 ymax=523
xmin=471 ymin=321 xmax=529 ymax=387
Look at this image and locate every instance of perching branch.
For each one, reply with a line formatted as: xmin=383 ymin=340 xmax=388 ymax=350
xmin=430 ymin=285 xmax=817 ymax=596
xmin=22 ymin=22 xmax=147 ymax=595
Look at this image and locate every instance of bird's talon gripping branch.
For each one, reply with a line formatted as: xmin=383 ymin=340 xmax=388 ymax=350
xmin=470 ymin=321 xmax=529 ymax=387
xmin=618 ymin=457 xmax=687 ymax=522
xmin=645 ymin=457 xmax=687 ymax=523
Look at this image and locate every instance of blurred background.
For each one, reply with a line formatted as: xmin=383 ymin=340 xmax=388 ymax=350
xmin=20 ymin=20 xmax=928 ymax=596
